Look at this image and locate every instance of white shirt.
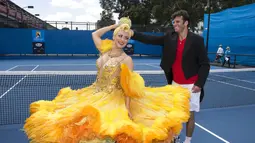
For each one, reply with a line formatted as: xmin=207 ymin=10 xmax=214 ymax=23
xmin=217 ymin=47 xmax=224 ymax=56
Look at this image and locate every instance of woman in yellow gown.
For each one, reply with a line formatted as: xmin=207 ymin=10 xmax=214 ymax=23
xmin=23 ymin=17 xmax=190 ymax=143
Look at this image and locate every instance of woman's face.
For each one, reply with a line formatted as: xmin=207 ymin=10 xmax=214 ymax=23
xmin=113 ymin=30 xmax=130 ymax=49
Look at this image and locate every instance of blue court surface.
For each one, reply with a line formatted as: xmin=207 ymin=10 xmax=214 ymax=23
xmin=0 ymin=57 xmax=226 ymax=71
xmin=0 ymin=57 xmax=255 ymax=143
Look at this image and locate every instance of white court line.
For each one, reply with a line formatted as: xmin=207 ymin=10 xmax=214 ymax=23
xmin=145 ymin=64 xmax=161 ymax=69
xmin=16 ymin=63 xmax=159 ymax=67
xmin=5 ymin=65 xmax=19 ymax=71
xmin=208 ymin=78 xmax=255 ymax=92
xmin=200 ymin=104 xmax=255 ymax=112
xmin=145 ymin=63 xmax=159 ymax=65
xmin=0 ymin=65 xmax=39 ymax=99
xmin=0 ymin=75 xmax=27 ymax=99
xmin=195 ymin=123 xmax=230 ymax=143
xmin=31 ymin=65 xmax=39 ymax=71
xmin=211 ymin=74 xmax=255 ymax=84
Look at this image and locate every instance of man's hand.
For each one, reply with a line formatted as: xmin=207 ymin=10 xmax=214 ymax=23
xmin=130 ymin=29 xmax=134 ymax=37
xmin=192 ymin=85 xmax=201 ymax=93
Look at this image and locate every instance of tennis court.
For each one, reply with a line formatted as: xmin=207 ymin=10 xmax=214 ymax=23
xmin=0 ymin=57 xmax=254 ymax=143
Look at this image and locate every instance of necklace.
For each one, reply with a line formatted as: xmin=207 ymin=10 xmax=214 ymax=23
xmin=108 ymin=50 xmax=124 ymax=58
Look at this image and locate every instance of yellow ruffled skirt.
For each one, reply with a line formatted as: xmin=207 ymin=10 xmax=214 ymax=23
xmin=23 ymin=65 xmax=190 ymax=143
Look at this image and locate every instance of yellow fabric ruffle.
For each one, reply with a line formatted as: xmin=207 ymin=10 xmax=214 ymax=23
xmin=23 ymin=40 xmax=191 ymax=143
xmin=120 ymin=64 xmax=145 ymax=98
xmin=98 ymin=39 xmax=113 ymax=54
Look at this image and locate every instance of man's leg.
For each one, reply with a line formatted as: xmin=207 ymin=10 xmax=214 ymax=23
xmin=184 ymin=111 xmax=195 ymax=143
xmin=183 ymin=89 xmax=200 ymax=143
xmin=222 ymin=59 xmax=226 ymax=67
xmin=219 ymin=55 xmax=222 ymax=64
xmin=227 ymin=57 xmax=231 ymax=68
xmin=171 ymin=82 xmax=199 ymax=143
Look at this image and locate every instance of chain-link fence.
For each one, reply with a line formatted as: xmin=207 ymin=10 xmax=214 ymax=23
xmin=0 ymin=17 xmax=170 ymax=32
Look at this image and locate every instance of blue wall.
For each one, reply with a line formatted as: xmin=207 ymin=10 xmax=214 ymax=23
xmin=0 ymin=28 xmax=32 ymax=54
xmin=203 ymin=3 xmax=255 ymax=65
xmin=0 ymin=28 xmax=163 ymax=56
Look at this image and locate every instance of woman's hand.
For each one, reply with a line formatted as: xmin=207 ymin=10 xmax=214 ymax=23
xmin=128 ymin=110 xmax=133 ymax=120
xmin=125 ymin=96 xmax=133 ymax=120
xmin=112 ymin=24 xmax=119 ymax=29
xmin=92 ymin=24 xmax=119 ymax=51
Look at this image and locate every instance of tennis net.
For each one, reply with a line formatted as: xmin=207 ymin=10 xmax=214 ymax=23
xmin=0 ymin=68 xmax=255 ymax=125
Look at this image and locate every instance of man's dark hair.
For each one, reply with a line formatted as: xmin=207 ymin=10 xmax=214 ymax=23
xmin=171 ymin=10 xmax=190 ymax=24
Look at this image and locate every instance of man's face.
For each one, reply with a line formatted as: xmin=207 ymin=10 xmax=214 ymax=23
xmin=172 ymin=16 xmax=188 ymax=33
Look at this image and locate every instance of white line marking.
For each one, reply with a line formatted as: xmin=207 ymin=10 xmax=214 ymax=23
xmin=145 ymin=64 xmax=161 ymax=69
xmin=195 ymin=122 xmax=230 ymax=143
xmin=0 ymin=65 xmax=39 ymax=99
xmin=208 ymin=78 xmax=255 ymax=92
xmin=31 ymin=65 xmax=39 ymax=71
xmin=200 ymin=104 xmax=255 ymax=112
xmin=0 ymin=75 xmax=27 ymax=99
xmin=210 ymin=68 xmax=255 ymax=73
xmin=211 ymin=74 xmax=255 ymax=84
xmin=16 ymin=63 xmax=160 ymax=66
xmin=6 ymin=65 xmax=19 ymax=71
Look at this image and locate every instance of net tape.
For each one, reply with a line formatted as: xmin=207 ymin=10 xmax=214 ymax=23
xmin=0 ymin=68 xmax=255 ymax=75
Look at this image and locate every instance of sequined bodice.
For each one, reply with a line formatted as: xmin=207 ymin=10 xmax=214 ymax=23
xmin=93 ymin=55 xmax=124 ymax=93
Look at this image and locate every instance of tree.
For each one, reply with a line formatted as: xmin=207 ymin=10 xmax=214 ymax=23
xmin=206 ymin=0 xmax=254 ymax=14
xmin=150 ymin=0 xmax=254 ymax=32
xmin=217 ymin=0 xmax=254 ymax=10
xmin=150 ymin=0 xmax=205 ymax=32
xmin=172 ymin=0 xmax=205 ymax=32
xmin=97 ymin=0 xmax=116 ymax=28
xmin=98 ymin=0 xmax=254 ymax=31
xmin=150 ymin=0 xmax=174 ymax=25
xmin=116 ymin=0 xmax=152 ymax=25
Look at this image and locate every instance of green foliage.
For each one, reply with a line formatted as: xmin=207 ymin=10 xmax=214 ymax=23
xmin=98 ymin=0 xmax=254 ymax=31
xmin=97 ymin=0 xmax=116 ymax=28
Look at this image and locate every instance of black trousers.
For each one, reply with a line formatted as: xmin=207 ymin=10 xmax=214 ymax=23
xmin=222 ymin=57 xmax=231 ymax=67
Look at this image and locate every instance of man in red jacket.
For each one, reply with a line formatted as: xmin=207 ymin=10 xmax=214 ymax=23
xmin=131 ymin=10 xmax=210 ymax=143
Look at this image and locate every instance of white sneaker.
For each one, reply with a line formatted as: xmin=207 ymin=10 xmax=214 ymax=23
xmin=173 ymin=136 xmax=180 ymax=143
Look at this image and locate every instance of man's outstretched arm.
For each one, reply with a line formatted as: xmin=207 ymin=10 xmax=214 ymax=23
xmin=131 ymin=30 xmax=165 ymax=46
